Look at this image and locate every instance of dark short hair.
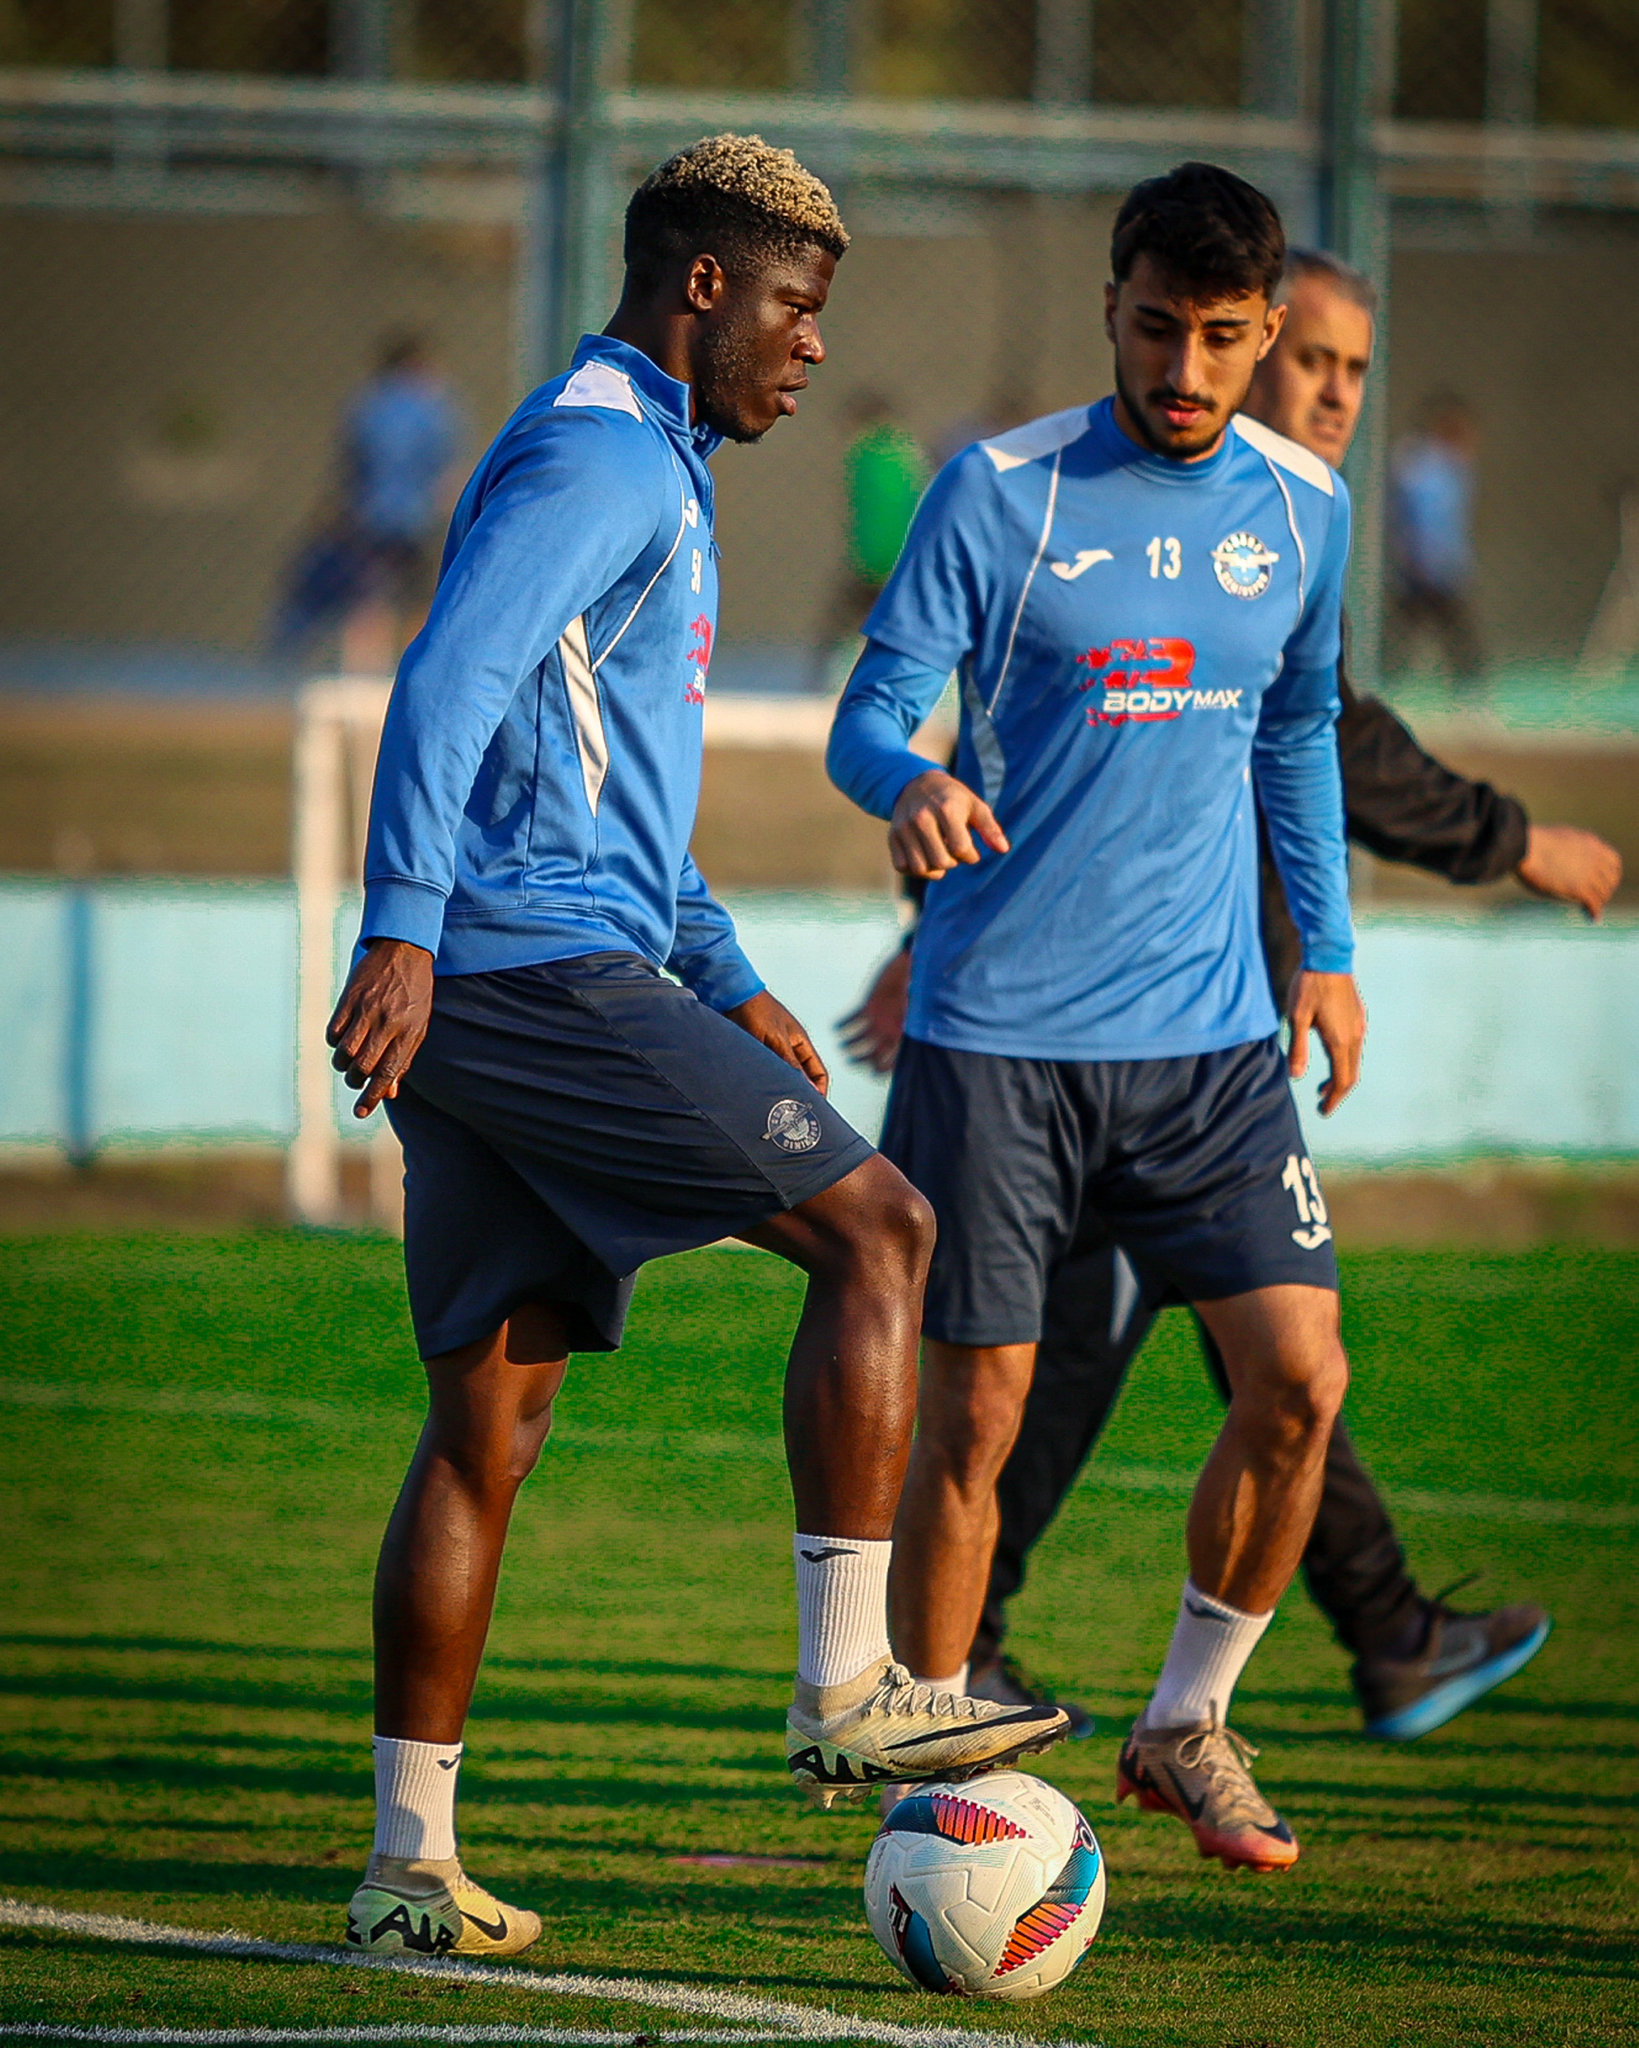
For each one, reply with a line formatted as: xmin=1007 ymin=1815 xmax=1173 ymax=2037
xmin=623 ymin=132 xmax=849 ymax=293
xmin=1280 ymin=246 xmax=1378 ymax=314
xmin=1111 ymin=161 xmax=1285 ymax=303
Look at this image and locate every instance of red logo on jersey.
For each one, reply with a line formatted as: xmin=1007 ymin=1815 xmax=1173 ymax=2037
xmin=685 ymin=614 xmax=712 ymax=704
xmin=1076 ymin=637 xmax=1198 ymax=725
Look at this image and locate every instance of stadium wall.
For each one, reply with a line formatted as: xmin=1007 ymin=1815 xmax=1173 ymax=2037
xmin=2 ymin=877 xmax=1636 ymax=1169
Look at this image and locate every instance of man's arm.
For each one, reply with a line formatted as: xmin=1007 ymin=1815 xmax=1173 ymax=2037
xmin=1254 ymin=487 xmax=1364 ymax=1115
xmin=828 ymin=644 xmax=1009 ymax=877
xmin=1337 ymin=672 xmax=1527 ymax=882
xmin=667 ymin=852 xmax=829 ymax=1093
xmin=329 ymin=410 xmax=666 ymax=1113
xmin=668 ymin=852 xmax=764 ymax=1013
xmin=828 ymin=442 xmax=1014 ymax=875
xmin=1337 ymin=673 xmax=1622 ymax=916
xmin=359 ymin=414 xmax=664 ymax=952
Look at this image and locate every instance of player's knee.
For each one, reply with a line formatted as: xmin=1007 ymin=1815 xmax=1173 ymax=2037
xmin=501 ymin=1398 xmax=557 ymax=1486
xmin=428 ymin=1394 xmax=557 ymax=1496
xmin=1256 ymin=1337 xmax=1348 ymax=1448
xmin=825 ymin=1156 xmax=935 ymax=1283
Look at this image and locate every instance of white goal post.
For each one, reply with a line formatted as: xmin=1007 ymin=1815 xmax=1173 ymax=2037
xmin=287 ymin=675 xmax=399 ymax=1230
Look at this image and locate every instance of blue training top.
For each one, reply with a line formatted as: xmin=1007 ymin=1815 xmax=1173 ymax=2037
xmin=827 ymin=397 xmax=1355 ymax=1062
xmin=359 ymin=334 xmax=762 ymax=1014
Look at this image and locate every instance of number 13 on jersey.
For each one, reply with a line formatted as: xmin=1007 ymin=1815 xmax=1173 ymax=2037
xmin=1146 ymin=535 xmax=1182 ymax=580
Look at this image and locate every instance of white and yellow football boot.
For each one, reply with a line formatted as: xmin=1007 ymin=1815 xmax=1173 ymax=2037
xmin=345 ymin=1855 xmax=542 ymax=1958
xmin=786 ymin=1656 xmax=1069 ymax=1809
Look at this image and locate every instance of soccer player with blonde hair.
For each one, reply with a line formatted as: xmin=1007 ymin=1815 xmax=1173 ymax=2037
xmin=327 ymin=134 xmax=1067 ymax=1961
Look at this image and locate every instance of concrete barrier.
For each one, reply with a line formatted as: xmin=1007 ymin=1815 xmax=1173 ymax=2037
xmin=1 ymin=878 xmax=1635 ymax=1167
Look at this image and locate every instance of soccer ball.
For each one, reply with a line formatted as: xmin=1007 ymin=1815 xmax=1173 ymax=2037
xmin=863 ymin=1772 xmax=1105 ymax=2000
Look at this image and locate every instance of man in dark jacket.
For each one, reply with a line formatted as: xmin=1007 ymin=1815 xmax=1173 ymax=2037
xmin=842 ymin=248 xmax=1621 ymax=1741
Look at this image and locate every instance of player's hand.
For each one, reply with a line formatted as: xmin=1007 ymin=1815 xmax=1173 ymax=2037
xmin=327 ymin=938 xmax=434 ymax=1118
xmin=1286 ymin=969 xmax=1365 ymax=1117
xmin=727 ymin=990 xmax=830 ymax=1097
xmin=889 ymin=769 xmax=1009 ymax=880
xmin=1515 ymin=823 xmax=1623 ymax=920
xmin=838 ymin=946 xmax=912 ymax=1074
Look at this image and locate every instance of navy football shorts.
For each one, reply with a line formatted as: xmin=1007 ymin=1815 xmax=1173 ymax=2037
xmin=384 ymin=952 xmax=874 ymax=1360
xmin=879 ymin=1033 xmax=1337 ymax=1348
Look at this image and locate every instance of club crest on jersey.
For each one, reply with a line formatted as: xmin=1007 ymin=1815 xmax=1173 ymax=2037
xmin=685 ymin=613 xmax=712 ymax=704
xmin=1211 ymin=531 xmax=1279 ymax=599
xmin=764 ymin=1099 xmax=822 ymax=1154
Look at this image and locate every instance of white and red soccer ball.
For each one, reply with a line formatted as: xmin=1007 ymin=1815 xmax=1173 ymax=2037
xmin=863 ymin=1771 xmax=1106 ymax=2000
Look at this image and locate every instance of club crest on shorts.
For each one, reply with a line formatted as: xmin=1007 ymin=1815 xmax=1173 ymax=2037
xmin=1211 ymin=531 xmax=1279 ymax=599
xmin=764 ymin=1098 xmax=822 ymax=1153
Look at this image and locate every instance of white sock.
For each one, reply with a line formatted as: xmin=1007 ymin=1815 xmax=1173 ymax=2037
xmin=914 ymin=1662 xmax=969 ymax=1696
xmin=794 ymin=1533 xmax=892 ymax=1688
xmin=371 ymin=1736 xmax=462 ymax=1861
xmin=1146 ymin=1580 xmax=1273 ymax=1729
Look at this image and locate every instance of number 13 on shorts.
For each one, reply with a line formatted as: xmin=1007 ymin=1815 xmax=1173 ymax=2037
xmin=1281 ymin=1152 xmax=1333 ymax=1250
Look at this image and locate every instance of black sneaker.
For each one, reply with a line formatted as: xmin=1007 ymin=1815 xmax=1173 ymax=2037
xmin=1354 ymin=1592 xmax=1551 ymax=1740
xmin=967 ymin=1652 xmax=1094 ymax=1740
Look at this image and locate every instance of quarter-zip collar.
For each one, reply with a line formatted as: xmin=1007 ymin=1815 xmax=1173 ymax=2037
xmin=570 ymin=332 xmax=724 ymax=461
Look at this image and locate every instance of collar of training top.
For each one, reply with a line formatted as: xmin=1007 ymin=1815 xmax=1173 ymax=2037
xmin=569 ymin=333 xmax=722 ymax=458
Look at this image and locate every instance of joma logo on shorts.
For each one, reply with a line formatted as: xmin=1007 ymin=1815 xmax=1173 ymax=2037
xmin=1074 ymin=639 xmax=1236 ymax=726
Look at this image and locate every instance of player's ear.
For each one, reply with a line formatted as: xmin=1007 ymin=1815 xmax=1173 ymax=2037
xmin=1103 ymin=280 xmax=1118 ymax=343
xmin=684 ymin=253 xmax=726 ymax=316
xmin=1255 ymin=298 xmax=1287 ymax=361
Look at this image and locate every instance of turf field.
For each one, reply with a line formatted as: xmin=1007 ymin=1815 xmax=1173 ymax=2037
xmin=0 ymin=1235 xmax=1635 ymax=2046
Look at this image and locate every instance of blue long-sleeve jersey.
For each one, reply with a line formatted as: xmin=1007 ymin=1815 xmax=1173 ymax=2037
xmin=359 ymin=334 xmax=762 ymax=1014
xmin=827 ymin=398 xmax=1355 ymax=1061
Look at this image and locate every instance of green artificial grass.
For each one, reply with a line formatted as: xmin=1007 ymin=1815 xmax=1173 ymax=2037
xmin=0 ymin=1235 xmax=1635 ymax=2045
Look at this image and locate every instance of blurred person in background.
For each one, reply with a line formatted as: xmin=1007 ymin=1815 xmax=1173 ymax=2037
xmin=809 ymin=391 xmax=927 ymax=688
xmin=842 ymin=246 xmax=1621 ymax=1747
xmin=1389 ymin=392 xmax=1483 ymax=691
xmin=272 ymin=332 xmax=462 ymax=673
xmin=339 ymin=332 xmax=463 ymax=673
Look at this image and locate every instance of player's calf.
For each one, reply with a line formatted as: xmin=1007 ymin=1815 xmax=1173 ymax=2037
xmin=889 ymin=1339 xmax=1039 ymax=1685
xmin=355 ymin=1314 xmax=565 ymax=1952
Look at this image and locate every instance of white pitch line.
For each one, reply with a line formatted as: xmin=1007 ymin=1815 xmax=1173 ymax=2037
xmin=0 ymin=2032 xmax=797 ymax=2045
xmin=2 ymin=1378 xmax=1631 ymax=1527
xmin=0 ymin=1902 xmax=1092 ymax=2048
xmin=0 ymin=2030 xmax=808 ymax=2045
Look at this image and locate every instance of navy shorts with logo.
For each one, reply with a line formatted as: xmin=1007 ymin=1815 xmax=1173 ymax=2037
xmin=879 ymin=1033 xmax=1337 ymax=1348
xmin=385 ymin=952 xmax=874 ymax=1359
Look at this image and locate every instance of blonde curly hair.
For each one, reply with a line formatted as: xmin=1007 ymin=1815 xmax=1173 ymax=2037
xmin=624 ymin=133 xmax=849 ymax=287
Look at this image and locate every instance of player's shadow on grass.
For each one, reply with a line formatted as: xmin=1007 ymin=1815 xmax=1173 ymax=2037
xmin=1273 ymin=1773 xmax=1637 ymax=1812
xmin=1241 ymin=1684 xmax=1639 ymax=1723
xmin=0 ymin=1632 xmax=770 ymax=1688
xmin=1 ymin=1749 xmax=790 ymax=1810
xmin=0 ymin=1928 xmax=898 ymax=2002
xmin=0 ymin=1856 xmax=885 ymax=1981
xmin=0 ymin=1671 xmax=776 ymax=1736
xmin=1253 ymin=1724 xmax=1639 ymax=1761
xmin=1118 ymin=1894 xmax=1639 ymax=1976
xmin=0 ymin=1853 xmax=369 ymax=1907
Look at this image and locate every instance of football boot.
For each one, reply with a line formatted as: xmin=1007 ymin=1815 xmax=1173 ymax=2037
xmin=1116 ymin=1714 xmax=1299 ymax=1872
xmin=786 ymin=1655 xmax=1069 ymax=1809
xmin=346 ymin=1855 xmax=542 ymax=1958
xmin=1354 ymin=1595 xmax=1550 ymax=1741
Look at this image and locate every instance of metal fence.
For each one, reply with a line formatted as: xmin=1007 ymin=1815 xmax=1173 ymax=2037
xmin=1 ymin=0 xmax=1638 ymax=697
